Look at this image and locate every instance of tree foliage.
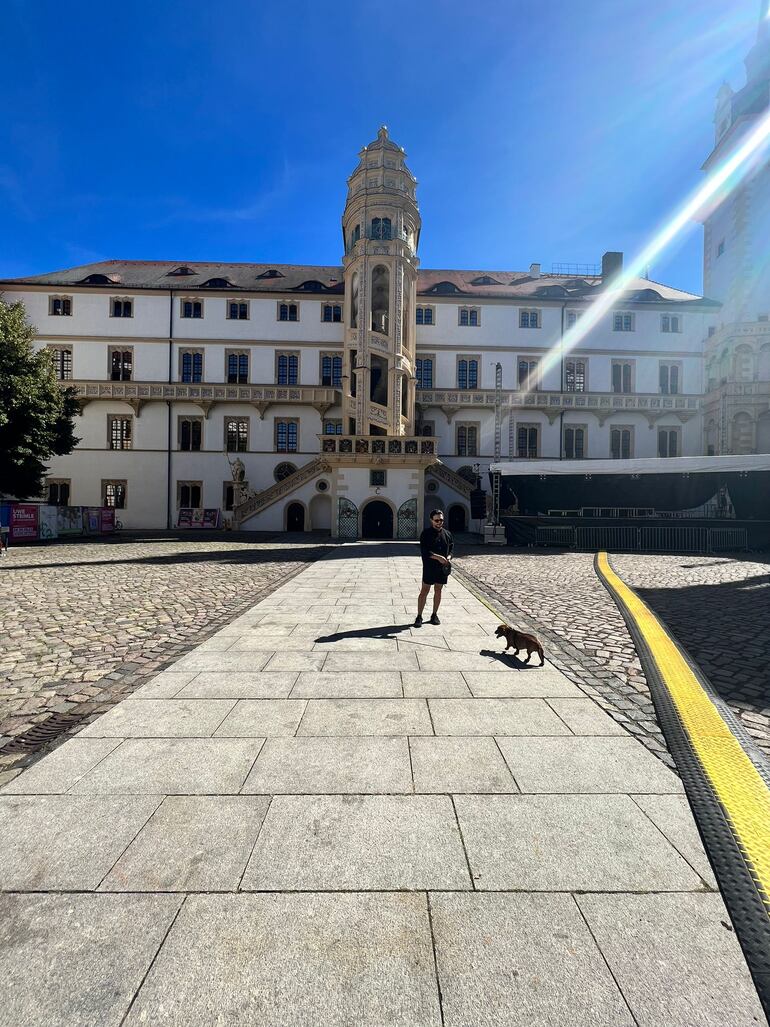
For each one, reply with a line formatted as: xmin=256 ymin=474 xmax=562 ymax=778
xmin=0 ymin=297 xmax=80 ymax=499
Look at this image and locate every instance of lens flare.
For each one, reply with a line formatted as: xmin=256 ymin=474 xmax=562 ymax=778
xmin=521 ymin=105 xmax=770 ymax=396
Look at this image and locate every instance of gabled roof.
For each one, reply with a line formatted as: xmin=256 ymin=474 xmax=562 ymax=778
xmin=0 ymin=260 xmax=717 ymax=306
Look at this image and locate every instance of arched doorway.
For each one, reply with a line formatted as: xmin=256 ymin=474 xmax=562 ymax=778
xmin=448 ymin=505 xmax=467 ymax=533
xmin=362 ymin=500 xmax=393 ymax=539
xmin=286 ymin=502 xmax=305 ymax=531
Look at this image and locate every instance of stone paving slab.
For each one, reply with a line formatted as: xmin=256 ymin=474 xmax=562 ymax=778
xmin=297 ymin=697 xmax=433 ymax=735
xmin=0 ymin=737 xmax=122 ymax=794
xmin=0 ymin=794 xmax=161 ymax=889
xmin=123 ymin=893 xmax=442 ymax=1027
xmin=410 ymin=737 xmax=518 ymax=793
xmin=0 ymin=892 xmax=183 ymax=1027
xmin=242 ymin=737 xmax=412 ymax=794
xmin=70 ymin=737 xmax=264 ymax=794
xmin=402 ymin=672 xmax=472 ymax=697
xmin=289 ymin=671 xmax=402 ymax=698
xmin=175 ymin=671 xmax=298 ymax=699
xmin=546 ymin=697 xmax=630 ymax=735
xmin=428 ymin=698 xmax=570 ymax=736
xmin=630 ymin=793 xmax=718 ymax=887
xmin=430 ymin=892 xmax=635 ymax=1026
xmin=78 ymin=697 xmax=236 ymax=737
xmin=100 ymin=796 xmax=271 ymax=892
xmin=241 ymin=794 xmax=471 ymax=890
xmin=454 ymin=794 xmax=705 ymax=891
xmin=575 ymin=892 xmax=766 ymax=1026
xmin=214 ymin=698 xmax=307 ymax=737
xmin=463 ymin=668 xmax=586 ymax=698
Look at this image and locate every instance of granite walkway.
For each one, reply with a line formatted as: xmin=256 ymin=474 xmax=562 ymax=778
xmin=0 ymin=543 xmax=764 ymax=1026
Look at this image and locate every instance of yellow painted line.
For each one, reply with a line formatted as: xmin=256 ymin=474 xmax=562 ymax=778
xmin=597 ymin=551 xmax=770 ymax=910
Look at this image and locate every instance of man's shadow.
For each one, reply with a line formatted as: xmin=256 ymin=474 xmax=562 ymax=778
xmin=315 ymin=624 xmax=414 ymax=643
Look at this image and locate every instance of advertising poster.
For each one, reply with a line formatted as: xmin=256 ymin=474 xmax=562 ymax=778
xmin=38 ymin=506 xmax=59 ymax=540
xmin=178 ymin=508 xmax=220 ymax=528
xmin=201 ymin=508 xmax=220 ymax=529
xmin=100 ymin=508 xmax=115 ymax=533
xmin=177 ymin=508 xmax=193 ymax=528
xmin=57 ymin=506 xmax=83 ymax=535
xmin=84 ymin=507 xmax=101 ymax=533
xmin=10 ymin=504 xmax=38 ymax=540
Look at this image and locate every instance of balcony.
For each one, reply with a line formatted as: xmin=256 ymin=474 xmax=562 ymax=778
xmin=66 ymin=380 xmax=341 ymax=419
xmin=319 ymin=434 xmax=438 ymax=466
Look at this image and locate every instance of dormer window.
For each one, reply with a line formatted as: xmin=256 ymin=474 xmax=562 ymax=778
xmin=371 ymin=217 xmax=392 ymax=240
xmin=470 ymin=276 xmax=500 ymax=286
xmin=429 ymin=281 xmax=462 ymax=295
xmin=80 ymin=273 xmax=114 ymax=285
xmin=257 ymin=269 xmax=285 ymax=279
xmin=168 ymin=266 xmax=196 ymax=276
xmin=295 ymin=281 xmax=326 ymax=292
xmin=202 ymin=278 xmax=231 ymax=288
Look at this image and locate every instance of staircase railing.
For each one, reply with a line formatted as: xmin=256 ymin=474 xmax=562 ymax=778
xmin=426 ymin=462 xmax=474 ymax=497
xmin=233 ymin=457 xmax=330 ymax=525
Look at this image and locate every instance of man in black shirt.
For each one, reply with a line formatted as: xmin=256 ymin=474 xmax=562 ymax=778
xmin=415 ymin=509 xmax=453 ymax=627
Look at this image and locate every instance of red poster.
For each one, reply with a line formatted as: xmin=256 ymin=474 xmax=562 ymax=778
xmin=100 ymin=508 xmax=115 ymax=533
xmin=10 ymin=504 xmax=39 ymax=540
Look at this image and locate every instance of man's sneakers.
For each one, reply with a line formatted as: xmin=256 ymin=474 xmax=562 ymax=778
xmin=429 ymin=613 xmax=441 ymax=625
xmin=414 ymin=614 xmax=423 ymax=627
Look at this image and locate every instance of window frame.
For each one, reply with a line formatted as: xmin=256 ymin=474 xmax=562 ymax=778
xmin=519 ymin=308 xmax=542 ymax=329
xmin=225 ymin=349 xmax=250 ymax=385
xmin=661 ymin=313 xmax=682 ymax=334
xmin=47 ymin=344 xmax=73 ymax=380
xmin=610 ymin=424 xmax=635 ymax=460
xmin=176 ymin=480 xmax=203 ymax=509
xmin=107 ymin=414 xmax=133 ymax=451
xmin=416 ymin=305 xmax=435 ymax=326
xmin=562 ymin=423 xmax=587 ymax=460
xmin=102 ymin=479 xmax=127 ymax=509
xmin=612 ymin=311 xmax=635 ymax=333
xmin=320 ymin=351 xmax=343 ymax=388
xmin=323 ymin=419 xmax=343 ymax=435
xmin=564 ymin=357 xmax=587 ymax=393
xmin=321 ymin=303 xmax=343 ymax=323
xmin=224 ymin=416 xmax=249 ymax=453
xmin=566 ymin=309 xmax=584 ymax=329
xmin=49 ymin=295 xmax=73 ymax=316
xmin=178 ymin=415 xmax=203 ymax=452
xmin=179 ymin=349 xmax=205 ymax=383
xmin=517 ymin=357 xmax=540 ymax=391
xmin=456 ymin=421 xmax=480 ymax=458
xmin=277 ymin=301 xmax=299 ymax=322
xmin=223 ymin=481 xmax=236 ymax=512
xmin=274 ymin=417 xmax=299 ymax=453
xmin=611 ymin=359 xmax=635 ymax=394
xmin=276 ymin=351 xmax=300 ymax=386
xmin=514 ymin=422 xmax=540 ymax=459
xmin=226 ymin=299 xmax=250 ymax=321
xmin=457 ymin=355 xmax=480 ymax=390
xmin=369 ymin=469 xmax=387 ymax=487
xmin=659 ymin=361 xmax=682 ymax=396
xmin=657 ymin=426 xmax=682 ymax=458
xmin=415 ymin=354 xmax=435 ymax=389
xmin=110 ymin=296 xmax=134 ymax=318
xmin=108 ymin=346 xmax=134 ymax=382
xmin=180 ymin=298 xmax=204 ymax=319
xmin=458 ymin=306 xmax=480 ymax=327
xmin=46 ymin=478 xmax=71 ymax=506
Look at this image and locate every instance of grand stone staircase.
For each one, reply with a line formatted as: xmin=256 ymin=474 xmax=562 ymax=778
xmin=233 ymin=456 xmax=330 ymax=527
xmin=426 ymin=461 xmax=474 ymax=498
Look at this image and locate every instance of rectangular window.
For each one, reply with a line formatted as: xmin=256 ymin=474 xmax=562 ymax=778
xmin=223 ymin=482 xmax=235 ymax=512
xmin=108 ymin=416 xmax=132 ymax=450
xmin=181 ymin=300 xmax=203 ymax=319
xmin=370 ymin=470 xmax=387 ymax=487
xmin=519 ymin=309 xmax=540 ymax=329
xmin=47 ymin=480 xmax=71 ymax=506
xmin=658 ymin=428 xmax=680 ymax=458
xmin=322 ymin=303 xmax=342 ymax=322
xmin=516 ymin=425 xmax=539 ymax=459
xmin=661 ymin=314 xmax=682 ymax=333
xmin=323 ymin=419 xmax=343 ymax=434
xmin=456 ymin=424 xmax=479 ymax=457
xmin=458 ymin=358 xmax=479 ymax=390
xmin=109 ymin=348 xmax=133 ymax=382
xmin=49 ymin=296 xmax=72 ymax=316
xmin=459 ymin=307 xmax=479 ymax=327
xmin=227 ymin=352 xmax=249 ymax=384
xmin=565 ymin=359 xmax=586 ymax=393
xmin=659 ymin=362 xmax=681 ymax=395
xmin=225 ymin=417 xmax=249 ymax=453
xmin=227 ymin=301 xmax=249 ymax=320
xmin=612 ymin=312 xmax=634 ymax=332
xmin=278 ymin=302 xmax=299 ymax=322
xmin=181 ymin=351 xmax=203 ymax=383
xmin=518 ymin=358 xmax=538 ymax=390
xmin=321 ymin=353 xmax=343 ymax=387
xmin=611 ymin=361 xmax=633 ymax=394
xmin=416 ymin=357 xmax=434 ymax=389
xmin=275 ymin=419 xmax=299 ymax=452
xmin=179 ymin=417 xmax=202 ymax=452
xmin=416 ymin=306 xmax=434 ymax=325
xmin=111 ymin=298 xmax=133 ymax=318
xmin=103 ymin=480 xmax=127 ymax=509
xmin=563 ymin=426 xmax=586 ymax=459
xmin=566 ymin=310 xmax=583 ymax=329
xmin=610 ymin=427 xmax=633 ymax=459
xmin=48 ymin=347 xmax=72 ymax=380
xmin=419 ymin=420 xmax=435 ymax=436
xmin=277 ymin=352 xmax=299 ymax=385
xmin=177 ymin=482 xmax=202 ymax=508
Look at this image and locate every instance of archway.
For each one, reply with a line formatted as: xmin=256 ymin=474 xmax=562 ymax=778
xmin=286 ymin=502 xmax=305 ymax=531
xmin=309 ymin=493 xmax=331 ymax=532
xmin=448 ymin=505 xmax=467 ymax=533
xmin=361 ymin=500 xmax=393 ymax=539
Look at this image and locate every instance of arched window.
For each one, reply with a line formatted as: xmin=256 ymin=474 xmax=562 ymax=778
xmin=371 ymin=217 xmax=392 ymax=240
xmin=350 ymin=272 xmax=359 ymax=328
xmin=371 ymin=265 xmax=390 ymax=334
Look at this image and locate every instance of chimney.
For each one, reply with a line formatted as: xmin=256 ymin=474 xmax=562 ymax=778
xmin=529 ymin=262 xmax=541 ymax=278
xmin=602 ymin=251 xmax=623 ymax=280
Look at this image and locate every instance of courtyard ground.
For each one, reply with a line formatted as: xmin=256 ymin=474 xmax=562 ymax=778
xmin=455 ymin=548 xmax=770 ymax=761
xmin=0 ymin=532 xmax=327 ymax=783
xmin=0 ymin=542 xmax=762 ymax=1025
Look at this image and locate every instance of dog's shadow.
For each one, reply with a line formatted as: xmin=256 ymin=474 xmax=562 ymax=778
xmin=479 ymin=648 xmax=542 ymax=670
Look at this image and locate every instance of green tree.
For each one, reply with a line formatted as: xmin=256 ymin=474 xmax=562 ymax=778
xmin=0 ymin=297 xmax=79 ymax=499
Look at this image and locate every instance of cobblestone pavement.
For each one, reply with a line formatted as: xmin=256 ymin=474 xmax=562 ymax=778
xmin=454 ymin=548 xmax=770 ymax=764
xmin=0 ymin=533 xmax=326 ymax=782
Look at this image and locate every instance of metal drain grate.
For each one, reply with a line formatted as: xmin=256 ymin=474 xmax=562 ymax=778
xmin=3 ymin=712 xmax=85 ymax=755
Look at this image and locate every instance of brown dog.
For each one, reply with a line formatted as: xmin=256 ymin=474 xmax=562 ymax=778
xmin=495 ymin=624 xmax=545 ymax=666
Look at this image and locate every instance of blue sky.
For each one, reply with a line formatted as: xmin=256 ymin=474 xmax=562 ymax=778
xmin=0 ymin=0 xmax=762 ymax=294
